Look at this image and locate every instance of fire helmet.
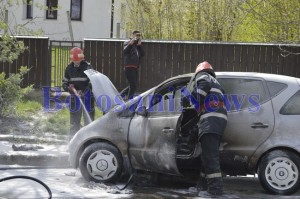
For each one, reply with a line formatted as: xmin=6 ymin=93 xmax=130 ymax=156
xmin=70 ymin=47 xmax=84 ymax=62
xmin=195 ymin=61 xmax=213 ymax=73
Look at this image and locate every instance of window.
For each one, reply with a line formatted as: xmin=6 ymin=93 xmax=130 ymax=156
xmin=280 ymin=90 xmax=300 ymax=115
xmin=26 ymin=0 xmax=33 ymax=19
xmin=266 ymin=81 xmax=287 ymax=98
xmin=46 ymin=0 xmax=58 ymax=19
xmin=70 ymin=0 xmax=82 ymax=20
xmin=148 ymin=79 xmax=189 ymax=115
xmin=217 ymin=78 xmax=268 ymax=112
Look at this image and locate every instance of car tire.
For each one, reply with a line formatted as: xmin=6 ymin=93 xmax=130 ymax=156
xmin=79 ymin=142 xmax=123 ymax=183
xmin=257 ymin=150 xmax=300 ymax=195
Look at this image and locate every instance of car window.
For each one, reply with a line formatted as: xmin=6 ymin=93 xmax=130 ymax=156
xmin=280 ymin=90 xmax=300 ymax=115
xmin=148 ymin=79 xmax=189 ymax=115
xmin=117 ymin=88 xmax=154 ymax=118
xmin=217 ymin=78 xmax=268 ymax=112
xmin=266 ymin=81 xmax=287 ymax=98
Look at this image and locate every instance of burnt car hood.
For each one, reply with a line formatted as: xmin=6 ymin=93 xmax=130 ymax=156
xmin=84 ymin=69 xmax=124 ymax=112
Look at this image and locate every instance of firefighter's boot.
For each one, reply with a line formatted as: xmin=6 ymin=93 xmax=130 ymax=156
xmin=207 ymin=177 xmax=224 ymax=195
xmin=196 ymin=176 xmax=208 ymax=191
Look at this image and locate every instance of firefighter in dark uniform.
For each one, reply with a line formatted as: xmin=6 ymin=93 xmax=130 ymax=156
xmin=191 ymin=61 xmax=228 ymax=197
xmin=62 ymin=47 xmax=95 ymax=140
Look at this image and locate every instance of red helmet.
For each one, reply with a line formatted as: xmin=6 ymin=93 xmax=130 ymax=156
xmin=195 ymin=61 xmax=213 ymax=73
xmin=70 ymin=47 xmax=84 ymax=62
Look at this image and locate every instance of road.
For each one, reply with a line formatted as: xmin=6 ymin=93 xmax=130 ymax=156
xmin=0 ymin=167 xmax=299 ymax=199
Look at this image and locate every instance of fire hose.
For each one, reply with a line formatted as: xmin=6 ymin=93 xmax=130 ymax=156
xmin=69 ymin=85 xmax=93 ymax=124
xmin=0 ymin=175 xmax=52 ymax=199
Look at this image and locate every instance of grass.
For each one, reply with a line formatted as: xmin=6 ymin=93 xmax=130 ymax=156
xmin=51 ymin=46 xmax=72 ymax=87
xmin=42 ymin=108 xmax=70 ymax=136
xmin=16 ymin=100 xmax=42 ymax=119
xmin=13 ymin=89 xmax=103 ymax=138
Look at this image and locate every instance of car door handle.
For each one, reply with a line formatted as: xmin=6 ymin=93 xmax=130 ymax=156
xmin=162 ymin=127 xmax=174 ymax=133
xmin=251 ymin=122 xmax=269 ymax=129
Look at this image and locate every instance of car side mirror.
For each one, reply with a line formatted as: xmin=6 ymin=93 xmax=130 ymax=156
xmin=136 ymin=106 xmax=148 ymax=117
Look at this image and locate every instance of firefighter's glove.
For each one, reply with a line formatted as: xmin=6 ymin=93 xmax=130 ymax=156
xmin=181 ymin=96 xmax=191 ymax=108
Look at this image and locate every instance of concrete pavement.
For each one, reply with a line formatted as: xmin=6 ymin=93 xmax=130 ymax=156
xmin=0 ymin=134 xmax=69 ymax=167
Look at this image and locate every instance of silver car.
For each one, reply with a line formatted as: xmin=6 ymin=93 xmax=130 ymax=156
xmin=68 ymin=70 xmax=300 ymax=195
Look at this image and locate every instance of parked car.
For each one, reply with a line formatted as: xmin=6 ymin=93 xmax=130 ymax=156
xmin=68 ymin=69 xmax=300 ymax=195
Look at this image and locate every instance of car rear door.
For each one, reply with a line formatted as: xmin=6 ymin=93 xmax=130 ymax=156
xmin=128 ymin=78 xmax=189 ymax=175
xmin=217 ymin=76 xmax=275 ymax=171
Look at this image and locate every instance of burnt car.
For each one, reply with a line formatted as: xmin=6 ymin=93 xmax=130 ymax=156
xmin=68 ymin=69 xmax=300 ymax=195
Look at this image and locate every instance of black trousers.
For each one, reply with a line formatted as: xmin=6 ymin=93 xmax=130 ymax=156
xmin=69 ymin=95 xmax=95 ymax=139
xmin=123 ymin=67 xmax=138 ymax=99
xmin=200 ymin=133 xmax=224 ymax=195
xmin=200 ymin=133 xmax=222 ymax=176
xmin=199 ymin=133 xmax=224 ymax=194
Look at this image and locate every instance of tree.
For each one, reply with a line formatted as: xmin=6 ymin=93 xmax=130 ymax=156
xmin=122 ymin=0 xmax=299 ymax=44
xmin=187 ymin=0 xmax=244 ymax=41
xmin=0 ymin=0 xmax=26 ymax=63
xmin=0 ymin=0 xmax=40 ymax=117
xmin=122 ymin=0 xmax=190 ymax=40
xmin=0 ymin=0 xmax=47 ymax=63
xmin=240 ymin=0 xmax=300 ymax=43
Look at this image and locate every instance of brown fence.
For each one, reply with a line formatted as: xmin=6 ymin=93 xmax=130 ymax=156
xmin=84 ymin=39 xmax=300 ymax=92
xmin=0 ymin=37 xmax=49 ymax=88
xmin=0 ymin=37 xmax=299 ymax=91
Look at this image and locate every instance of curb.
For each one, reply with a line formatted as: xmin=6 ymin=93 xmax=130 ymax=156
xmin=0 ymin=135 xmax=70 ymax=167
xmin=0 ymin=152 xmax=70 ymax=167
xmin=0 ymin=135 xmax=67 ymax=145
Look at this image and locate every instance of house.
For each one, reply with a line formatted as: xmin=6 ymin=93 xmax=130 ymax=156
xmin=1 ymin=0 xmax=127 ymax=41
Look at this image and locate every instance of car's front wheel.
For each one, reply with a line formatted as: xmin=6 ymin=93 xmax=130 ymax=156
xmin=79 ymin=142 xmax=123 ymax=183
xmin=257 ymin=150 xmax=300 ymax=195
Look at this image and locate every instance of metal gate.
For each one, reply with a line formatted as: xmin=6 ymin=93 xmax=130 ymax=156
xmin=50 ymin=41 xmax=83 ymax=88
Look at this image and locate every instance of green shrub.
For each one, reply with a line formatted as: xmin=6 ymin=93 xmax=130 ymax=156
xmin=0 ymin=66 xmax=32 ymax=117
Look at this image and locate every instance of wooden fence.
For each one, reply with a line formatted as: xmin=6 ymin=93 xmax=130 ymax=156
xmin=84 ymin=39 xmax=300 ymax=91
xmin=0 ymin=37 xmax=299 ymax=92
xmin=0 ymin=37 xmax=49 ymax=88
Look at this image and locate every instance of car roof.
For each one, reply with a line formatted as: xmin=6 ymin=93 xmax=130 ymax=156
xmin=216 ymin=72 xmax=300 ymax=85
xmin=163 ymin=72 xmax=300 ymax=85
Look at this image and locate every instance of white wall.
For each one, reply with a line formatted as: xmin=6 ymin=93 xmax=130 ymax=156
xmin=1 ymin=0 xmax=125 ymax=41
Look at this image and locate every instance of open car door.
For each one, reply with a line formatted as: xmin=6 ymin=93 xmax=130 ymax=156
xmin=128 ymin=78 xmax=189 ymax=175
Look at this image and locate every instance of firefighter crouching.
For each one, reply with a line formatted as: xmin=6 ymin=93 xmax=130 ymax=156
xmin=191 ymin=61 xmax=228 ymax=197
xmin=62 ymin=47 xmax=95 ymax=140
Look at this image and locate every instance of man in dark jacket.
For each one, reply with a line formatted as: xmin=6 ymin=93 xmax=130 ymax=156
xmin=122 ymin=30 xmax=145 ymax=100
xmin=62 ymin=47 xmax=95 ymax=140
xmin=190 ymin=61 xmax=228 ymax=197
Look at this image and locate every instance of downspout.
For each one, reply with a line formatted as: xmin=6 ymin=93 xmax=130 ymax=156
xmin=66 ymin=11 xmax=74 ymax=41
xmin=5 ymin=10 xmax=8 ymax=34
xmin=110 ymin=0 xmax=114 ymax=38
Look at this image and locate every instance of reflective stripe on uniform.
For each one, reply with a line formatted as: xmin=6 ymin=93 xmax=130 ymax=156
xmin=196 ymin=74 xmax=209 ymax=82
xmin=210 ymin=88 xmax=223 ymax=94
xmin=70 ymin=77 xmax=88 ymax=81
xmin=200 ymin=112 xmax=228 ymax=120
xmin=197 ymin=88 xmax=207 ymax=96
xmin=206 ymin=172 xmax=222 ymax=179
xmin=62 ymin=77 xmax=69 ymax=82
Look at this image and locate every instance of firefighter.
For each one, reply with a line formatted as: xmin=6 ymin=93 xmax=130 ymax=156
xmin=191 ymin=61 xmax=228 ymax=197
xmin=62 ymin=47 xmax=95 ymax=140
